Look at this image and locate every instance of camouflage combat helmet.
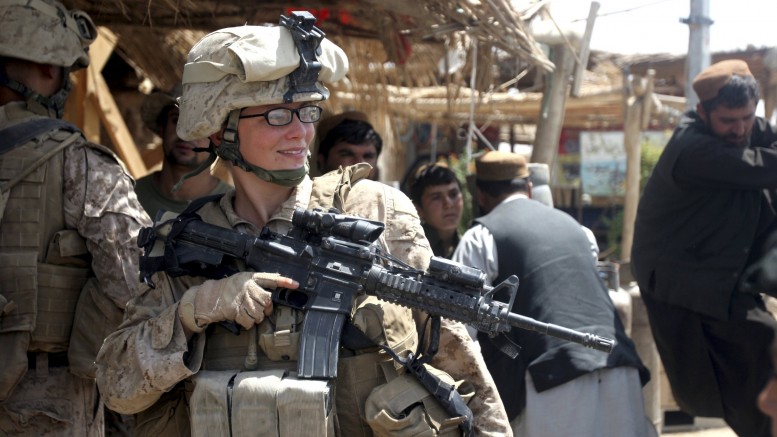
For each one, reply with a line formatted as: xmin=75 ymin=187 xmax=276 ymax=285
xmin=0 ymin=0 xmax=97 ymax=117
xmin=176 ymin=11 xmax=348 ymax=188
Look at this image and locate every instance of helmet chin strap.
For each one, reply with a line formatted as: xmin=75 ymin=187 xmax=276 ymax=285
xmin=173 ymin=109 xmax=309 ymax=191
xmin=0 ymin=67 xmax=71 ymax=119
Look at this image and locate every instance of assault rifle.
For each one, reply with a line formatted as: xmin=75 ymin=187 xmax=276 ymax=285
xmin=138 ymin=207 xmax=615 ymax=380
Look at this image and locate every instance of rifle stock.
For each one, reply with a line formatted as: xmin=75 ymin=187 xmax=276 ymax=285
xmin=138 ymin=208 xmax=615 ymax=380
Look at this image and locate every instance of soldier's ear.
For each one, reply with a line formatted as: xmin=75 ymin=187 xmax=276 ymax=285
xmin=209 ymin=131 xmax=222 ymax=147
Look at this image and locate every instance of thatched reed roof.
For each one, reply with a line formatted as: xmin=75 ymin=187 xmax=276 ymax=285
xmin=65 ymin=0 xmax=553 ymax=92
xmin=59 ymin=0 xmax=569 ymax=181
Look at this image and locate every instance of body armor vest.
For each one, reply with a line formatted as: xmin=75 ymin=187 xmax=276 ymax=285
xmin=0 ymin=124 xmax=91 ymax=352
xmin=180 ymin=166 xmax=430 ymax=436
xmin=0 ymin=121 xmax=95 ymax=401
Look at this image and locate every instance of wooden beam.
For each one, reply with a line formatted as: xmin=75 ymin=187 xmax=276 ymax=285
xmin=620 ymin=72 xmax=654 ymax=263
xmin=531 ymin=44 xmax=575 ymax=167
xmin=334 ymin=85 xmax=685 ymax=128
xmin=63 ymin=69 xmax=87 ymax=128
xmin=92 ymin=28 xmax=118 ymax=72
xmin=571 ymin=1 xmax=600 ymax=97
xmin=87 ymin=66 xmax=147 ymax=178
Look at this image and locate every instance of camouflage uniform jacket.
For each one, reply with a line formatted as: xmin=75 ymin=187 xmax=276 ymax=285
xmin=0 ymin=101 xmax=151 ymax=321
xmin=0 ymin=102 xmax=151 ymax=435
xmin=96 ymin=175 xmax=511 ymax=436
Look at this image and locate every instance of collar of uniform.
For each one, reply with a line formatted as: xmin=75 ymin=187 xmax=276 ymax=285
xmin=216 ymin=175 xmax=314 ymax=234
xmin=0 ymin=101 xmax=38 ymax=125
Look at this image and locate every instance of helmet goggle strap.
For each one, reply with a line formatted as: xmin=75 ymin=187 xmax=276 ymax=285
xmin=0 ymin=65 xmax=72 ymax=119
xmin=214 ymin=109 xmax=308 ymax=187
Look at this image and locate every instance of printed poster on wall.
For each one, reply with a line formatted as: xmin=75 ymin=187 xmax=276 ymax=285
xmin=579 ymin=131 xmax=671 ymax=197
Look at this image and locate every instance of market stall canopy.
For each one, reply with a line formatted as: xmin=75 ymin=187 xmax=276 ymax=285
xmin=64 ymin=0 xmax=555 ymax=92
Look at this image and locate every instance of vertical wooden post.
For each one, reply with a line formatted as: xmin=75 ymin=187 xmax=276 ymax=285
xmin=63 ymin=27 xmax=147 ymax=178
xmin=620 ymin=70 xmax=654 ymax=264
xmin=531 ymin=44 xmax=574 ymax=170
xmin=571 ymin=1 xmax=600 ymax=97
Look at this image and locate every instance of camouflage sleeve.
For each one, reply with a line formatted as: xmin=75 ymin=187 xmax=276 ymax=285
xmin=426 ymin=317 xmax=512 ymax=436
xmin=63 ymin=143 xmax=152 ymax=308
xmin=345 ymin=181 xmax=512 ymax=436
xmin=95 ymin=272 xmax=205 ymax=414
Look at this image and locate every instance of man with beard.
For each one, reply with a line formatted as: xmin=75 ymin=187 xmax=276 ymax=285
xmin=632 ymin=59 xmax=777 ymax=436
xmin=135 ymin=85 xmax=232 ymax=219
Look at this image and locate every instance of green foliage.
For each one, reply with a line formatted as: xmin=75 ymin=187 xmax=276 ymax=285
xmin=603 ymin=142 xmax=664 ymax=260
xmin=447 ymin=154 xmax=474 ymax=235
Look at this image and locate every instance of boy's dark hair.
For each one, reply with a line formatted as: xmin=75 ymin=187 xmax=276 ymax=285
xmin=409 ymin=164 xmax=460 ymax=204
xmin=318 ymin=119 xmax=383 ymax=158
xmin=701 ymin=75 xmax=760 ymax=113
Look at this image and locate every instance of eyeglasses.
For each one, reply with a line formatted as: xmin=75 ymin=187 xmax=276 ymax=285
xmin=239 ymin=105 xmax=322 ymax=126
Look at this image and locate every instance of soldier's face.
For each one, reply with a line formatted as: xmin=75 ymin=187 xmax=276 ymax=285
xmin=236 ymin=103 xmax=315 ymax=171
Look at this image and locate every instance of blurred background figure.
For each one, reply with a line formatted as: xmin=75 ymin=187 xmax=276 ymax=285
xmin=407 ymin=163 xmax=464 ymax=258
xmin=136 ymin=84 xmax=232 ymax=220
xmin=315 ymin=110 xmax=382 ymax=180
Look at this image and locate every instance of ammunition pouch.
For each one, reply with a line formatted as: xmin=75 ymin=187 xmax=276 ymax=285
xmin=258 ymin=306 xmax=303 ymax=362
xmin=189 ymin=369 xmax=335 ymax=437
xmin=0 ymin=249 xmax=88 ymax=402
xmin=134 ymin=383 xmax=191 ymax=436
xmin=365 ymin=365 xmax=474 ymax=437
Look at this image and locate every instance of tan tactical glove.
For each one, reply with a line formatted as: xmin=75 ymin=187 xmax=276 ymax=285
xmin=178 ymin=272 xmax=298 ymax=333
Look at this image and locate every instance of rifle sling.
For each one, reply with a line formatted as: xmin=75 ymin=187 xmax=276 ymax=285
xmin=137 ymin=202 xmax=475 ymax=434
xmin=348 ymin=315 xmax=475 ymax=437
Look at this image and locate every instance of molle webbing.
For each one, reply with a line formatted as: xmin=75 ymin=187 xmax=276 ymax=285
xmin=0 ymin=122 xmax=88 ymax=352
xmin=0 ymin=136 xmax=66 ymax=252
xmin=201 ymin=323 xmax=296 ymax=373
xmin=29 ymin=263 xmax=88 ymax=351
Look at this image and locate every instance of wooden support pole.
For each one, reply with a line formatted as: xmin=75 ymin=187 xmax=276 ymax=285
xmin=531 ymin=44 xmax=575 ymax=168
xmin=571 ymin=1 xmax=600 ymax=97
xmin=87 ymin=67 xmax=147 ymax=178
xmin=64 ymin=27 xmax=146 ymax=177
xmin=640 ymin=70 xmax=656 ymax=130
xmin=620 ymin=71 xmax=654 ymax=263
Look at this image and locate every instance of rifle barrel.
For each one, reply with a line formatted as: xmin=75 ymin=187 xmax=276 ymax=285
xmin=505 ymin=312 xmax=615 ymax=353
